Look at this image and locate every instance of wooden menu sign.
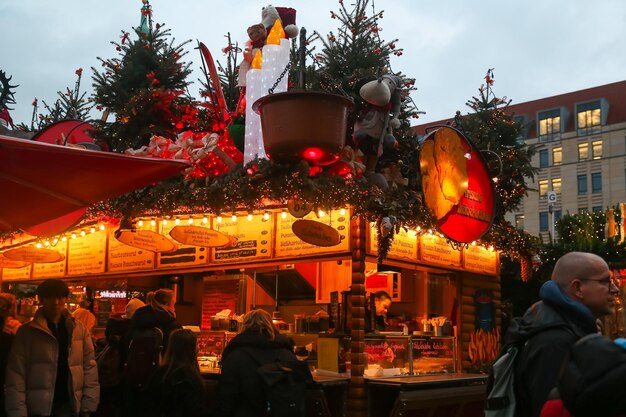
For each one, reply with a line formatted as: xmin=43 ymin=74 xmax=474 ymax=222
xmin=419 ymin=234 xmax=462 ymax=268
xmin=368 ymin=224 xmax=418 ymax=260
xmin=275 ymin=210 xmax=349 ymax=258
xmin=67 ymin=230 xmax=106 ymax=275
xmin=211 ymin=214 xmax=272 ymax=263
xmin=292 ymin=220 xmax=341 ymax=247
xmin=32 ymin=240 xmax=67 ymax=278
xmin=463 ymin=244 xmax=498 ymax=275
xmin=201 ymin=277 xmax=241 ymax=330
xmin=108 ymin=225 xmax=156 ymax=273
xmin=115 ymin=229 xmax=177 ymax=253
xmin=169 ymin=226 xmax=230 ymax=247
xmin=158 ymin=221 xmax=208 ymax=268
xmin=3 ymin=247 xmax=64 ymax=263
xmin=1 ymin=264 xmax=32 ymax=281
xmin=0 ymin=253 xmax=30 ymax=269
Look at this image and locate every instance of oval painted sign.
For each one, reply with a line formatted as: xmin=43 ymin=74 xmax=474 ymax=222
xmin=115 ymin=229 xmax=177 ymax=253
xmin=292 ymin=219 xmax=341 ymax=247
xmin=3 ymin=247 xmax=65 ymax=263
xmin=169 ymin=226 xmax=231 ymax=247
xmin=0 ymin=253 xmax=31 ymax=268
xmin=420 ymin=126 xmax=495 ymax=243
xmin=287 ymin=199 xmax=312 ymax=218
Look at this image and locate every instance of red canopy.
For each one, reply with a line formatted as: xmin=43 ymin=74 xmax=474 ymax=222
xmin=0 ymin=135 xmax=190 ymax=233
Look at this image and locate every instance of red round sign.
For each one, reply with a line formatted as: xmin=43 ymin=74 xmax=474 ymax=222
xmin=420 ymin=127 xmax=495 ymax=243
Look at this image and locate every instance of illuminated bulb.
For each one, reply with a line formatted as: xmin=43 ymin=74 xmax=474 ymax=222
xmin=492 ymin=177 xmax=499 ymax=183
xmin=188 ymin=217 xmax=194 ymax=225
xmin=231 ymin=214 xmax=237 ymax=222
xmin=216 ymin=216 xmax=222 ymax=224
xmin=428 ymin=229 xmax=433 ymax=235
xmin=80 ymin=230 xmax=86 ymax=237
xmin=53 ymin=238 xmax=59 ymax=245
xmin=471 ymin=241 xmax=477 ymax=246
xmin=61 ymin=236 xmax=67 ymax=242
xmin=99 ymin=224 xmax=105 ymax=231
xmin=489 ymin=245 xmax=494 ymax=251
xmin=247 ymin=214 xmax=253 ymax=221
xmin=416 ymin=226 xmax=421 ymax=232
xmin=263 ymin=212 xmax=270 ymax=221
xmin=44 ymin=241 xmax=50 ymax=247
xmin=281 ymin=211 xmax=287 ymax=219
xmin=318 ymin=210 xmax=326 ymax=218
xmin=202 ymin=216 xmax=208 ymax=224
xmin=175 ymin=218 xmax=180 ymax=225
xmin=151 ymin=219 xmax=156 ymax=226
xmin=340 ymin=208 xmax=346 ymax=215
xmin=90 ymin=227 xmax=96 ymax=234
xmin=36 ymin=242 xmax=42 ymax=249
xmin=464 ymin=152 xmax=472 ymax=160
xmin=71 ymin=233 xmax=77 ymax=239
xmin=162 ymin=219 xmax=167 ymax=226
xmin=137 ymin=220 xmax=144 ymax=227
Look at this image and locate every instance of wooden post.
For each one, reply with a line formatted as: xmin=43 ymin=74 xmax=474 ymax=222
xmin=348 ymin=215 xmax=367 ymax=417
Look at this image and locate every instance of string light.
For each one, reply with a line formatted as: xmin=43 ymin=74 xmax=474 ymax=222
xmin=61 ymin=236 xmax=67 ymax=242
xmin=318 ymin=210 xmax=326 ymax=218
xmin=188 ymin=217 xmax=194 ymax=225
xmin=90 ymin=227 xmax=96 ymax=233
xmin=175 ymin=218 xmax=181 ymax=225
xmin=53 ymin=238 xmax=59 ymax=245
xmin=281 ymin=210 xmax=287 ymax=219
xmin=202 ymin=216 xmax=208 ymax=224
xmin=137 ymin=220 xmax=144 ymax=227
xmin=340 ymin=208 xmax=346 ymax=215
xmin=99 ymin=224 xmax=105 ymax=231
xmin=263 ymin=212 xmax=270 ymax=221
xmin=247 ymin=213 xmax=253 ymax=221
xmin=80 ymin=230 xmax=86 ymax=237
xmin=151 ymin=219 xmax=156 ymax=227
xmin=71 ymin=233 xmax=77 ymax=239
xmin=162 ymin=219 xmax=168 ymax=226
xmin=216 ymin=216 xmax=222 ymax=223
xmin=36 ymin=242 xmax=42 ymax=249
xmin=231 ymin=214 xmax=237 ymax=222
xmin=44 ymin=240 xmax=50 ymax=247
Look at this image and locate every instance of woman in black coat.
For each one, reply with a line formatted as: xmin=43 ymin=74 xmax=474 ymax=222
xmin=212 ymin=309 xmax=300 ymax=417
xmin=146 ymin=329 xmax=210 ymax=417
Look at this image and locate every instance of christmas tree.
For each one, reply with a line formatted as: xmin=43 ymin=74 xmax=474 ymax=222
xmin=90 ymin=1 xmax=195 ymax=152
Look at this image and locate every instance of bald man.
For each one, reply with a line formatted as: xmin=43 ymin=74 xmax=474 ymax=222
xmin=512 ymin=252 xmax=619 ymax=417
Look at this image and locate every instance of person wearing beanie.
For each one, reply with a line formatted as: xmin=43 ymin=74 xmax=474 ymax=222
xmin=73 ymin=300 xmax=97 ymax=335
xmin=125 ymin=298 xmax=145 ymax=320
xmin=131 ymin=289 xmax=180 ymax=352
xmin=5 ymin=279 xmax=99 ymax=417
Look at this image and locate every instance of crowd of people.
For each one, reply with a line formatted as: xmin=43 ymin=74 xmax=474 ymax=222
xmin=0 ymin=251 xmax=625 ymax=417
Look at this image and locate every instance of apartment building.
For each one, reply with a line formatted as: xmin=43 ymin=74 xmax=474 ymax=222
xmin=413 ymin=80 xmax=626 ymax=242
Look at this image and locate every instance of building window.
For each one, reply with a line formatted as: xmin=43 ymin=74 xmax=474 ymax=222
xmin=591 ymin=172 xmax=602 ymax=193
xmin=539 ymin=212 xmax=549 ymax=232
xmin=555 ymin=210 xmax=562 ymax=222
xmin=578 ymin=143 xmax=589 ymax=161
xmin=577 ymin=100 xmax=601 ymax=135
xmin=552 ymin=147 xmax=562 ymax=165
xmin=551 ymin=178 xmax=562 ymax=194
xmin=515 ymin=214 xmax=524 ymax=230
xmin=578 ymin=207 xmax=588 ymax=214
xmin=538 ymin=109 xmax=561 ymax=142
xmin=592 ymin=206 xmax=603 ymax=213
xmin=539 ymin=179 xmax=549 ymax=197
xmin=578 ymin=174 xmax=587 ymax=195
xmin=592 ymin=140 xmax=602 ymax=159
xmin=539 ymin=149 xmax=549 ymax=168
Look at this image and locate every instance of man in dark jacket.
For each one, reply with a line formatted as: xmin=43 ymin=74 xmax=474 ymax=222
xmin=513 ymin=252 xmax=619 ymax=417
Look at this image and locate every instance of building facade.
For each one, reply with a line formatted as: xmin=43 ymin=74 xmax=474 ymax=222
xmin=413 ymin=80 xmax=626 ymax=242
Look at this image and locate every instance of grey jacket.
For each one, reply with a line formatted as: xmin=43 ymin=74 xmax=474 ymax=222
xmin=5 ymin=308 xmax=100 ymax=417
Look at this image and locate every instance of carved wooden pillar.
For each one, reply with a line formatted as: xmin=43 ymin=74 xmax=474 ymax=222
xmin=348 ymin=214 xmax=367 ymax=417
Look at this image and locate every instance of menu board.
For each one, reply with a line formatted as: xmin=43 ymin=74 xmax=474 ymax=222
xmin=67 ymin=230 xmax=107 ymax=275
xmin=157 ymin=221 xmax=208 ymax=268
xmin=364 ymin=336 xmax=410 ymax=368
xmin=420 ymin=234 xmax=462 ymax=268
xmin=200 ymin=278 xmax=241 ymax=329
xmin=211 ymin=214 xmax=272 ymax=263
xmin=368 ymin=224 xmax=418 ymax=260
xmin=108 ymin=224 xmax=156 ymax=272
xmin=1 ymin=264 xmax=32 ymax=281
xmin=32 ymin=240 xmax=67 ymax=278
xmin=275 ymin=210 xmax=349 ymax=258
xmin=463 ymin=244 xmax=498 ymax=275
xmin=197 ymin=332 xmax=226 ymax=357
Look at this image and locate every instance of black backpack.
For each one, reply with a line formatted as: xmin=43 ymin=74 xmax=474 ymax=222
xmin=96 ymin=335 xmax=123 ymax=387
xmin=123 ymin=327 xmax=164 ymax=388
xmin=246 ymin=349 xmax=313 ymax=417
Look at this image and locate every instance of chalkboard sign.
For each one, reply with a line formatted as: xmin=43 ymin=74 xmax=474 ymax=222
xmin=329 ymin=291 xmax=339 ymax=330
xmin=197 ymin=332 xmax=226 ymax=356
xmin=200 ymin=277 xmax=243 ymax=330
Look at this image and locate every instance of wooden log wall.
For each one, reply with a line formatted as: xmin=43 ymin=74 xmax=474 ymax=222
xmin=459 ymin=271 xmax=501 ymax=370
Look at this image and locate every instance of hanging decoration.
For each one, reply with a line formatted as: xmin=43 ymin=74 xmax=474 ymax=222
xmin=114 ymin=229 xmax=177 ymax=253
xmin=3 ymin=246 xmax=65 ymax=263
xmin=292 ymin=219 xmax=341 ymax=247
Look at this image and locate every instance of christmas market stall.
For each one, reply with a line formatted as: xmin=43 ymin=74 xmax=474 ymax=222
xmin=0 ymin=2 xmax=540 ymax=417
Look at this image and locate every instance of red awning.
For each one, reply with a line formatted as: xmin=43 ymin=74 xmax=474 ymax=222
xmin=0 ymin=134 xmax=190 ymax=233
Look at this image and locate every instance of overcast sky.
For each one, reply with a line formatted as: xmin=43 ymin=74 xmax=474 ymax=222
xmin=2 ymin=0 xmax=625 ymax=128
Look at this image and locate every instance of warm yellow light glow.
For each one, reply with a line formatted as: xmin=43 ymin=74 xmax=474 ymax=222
xmin=151 ymin=219 xmax=156 ymax=226
xmin=61 ymin=236 xmax=67 ymax=242
xmin=90 ymin=227 xmax=96 ymax=234
xmin=188 ymin=218 xmax=194 ymax=225
xmin=231 ymin=214 xmax=237 ymax=222
xmin=137 ymin=220 xmax=144 ymax=227
xmin=202 ymin=216 xmax=208 ymax=224
xmin=99 ymin=224 xmax=105 ymax=231
xmin=266 ymin=19 xmax=285 ymax=45
xmin=217 ymin=216 xmax=222 ymax=223
xmin=36 ymin=242 xmax=42 ymax=249
xmin=318 ymin=210 xmax=326 ymax=218
xmin=247 ymin=214 xmax=253 ymax=221
xmin=251 ymin=50 xmax=263 ymax=69
xmin=281 ymin=211 xmax=287 ymax=219
xmin=53 ymin=238 xmax=59 ymax=245
xmin=162 ymin=219 xmax=167 ymax=226
xmin=175 ymin=218 xmax=181 ymax=225
xmin=80 ymin=230 xmax=86 ymax=237
xmin=340 ymin=208 xmax=346 ymax=216
xmin=71 ymin=233 xmax=77 ymax=239
xmin=263 ymin=212 xmax=270 ymax=221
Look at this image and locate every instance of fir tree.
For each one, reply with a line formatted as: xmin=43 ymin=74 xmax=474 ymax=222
xmin=454 ymin=69 xmax=538 ymax=222
xmin=91 ymin=1 xmax=194 ymax=152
